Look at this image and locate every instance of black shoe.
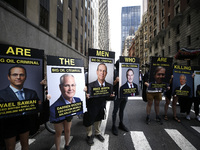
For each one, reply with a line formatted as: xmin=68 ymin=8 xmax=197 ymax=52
xmin=118 ymin=123 xmax=129 ymax=132
xmin=64 ymin=145 xmax=70 ymax=150
xmin=146 ymin=116 xmax=151 ymax=124
xmin=86 ymin=136 xmax=94 ymax=146
xmin=112 ymin=125 xmax=118 ymax=136
xmin=156 ymin=116 xmax=163 ymax=125
xmin=95 ymin=134 xmax=105 ymax=142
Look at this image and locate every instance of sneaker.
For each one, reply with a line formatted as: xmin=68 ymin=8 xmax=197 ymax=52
xmin=112 ymin=125 xmax=118 ymax=136
xmin=186 ymin=115 xmax=191 ymax=120
xmin=64 ymin=145 xmax=70 ymax=150
xmin=118 ymin=123 xmax=129 ymax=132
xmin=95 ymin=134 xmax=105 ymax=142
xmin=146 ymin=116 xmax=151 ymax=125
xmin=86 ymin=136 xmax=94 ymax=146
xmin=196 ymin=116 xmax=200 ymax=121
xmin=156 ymin=116 xmax=163 ymax=125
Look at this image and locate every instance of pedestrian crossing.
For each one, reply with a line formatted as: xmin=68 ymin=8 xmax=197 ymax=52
xmin=17 ymin=126 xmax=199 ymax=150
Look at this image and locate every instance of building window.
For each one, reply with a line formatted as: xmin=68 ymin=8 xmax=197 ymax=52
xmin=68 ymin=20 xmax=72 ymax=46
xmin=162 ymin=37 xmax=164 ymax=44
xmin=187 ymin=35 xmax=191 ymax=46
xmin=168 ymin=46 xmax=171 ymax=54
xmin=57 ymin=0 xmax=63 ymax=39
xmin=154 ymin=29 xmax=157 ymax=36
xmin=161 ymin=9 xmax=164 ymax=18
xmin=40 ymin=0 xmax=49 ymax=30
xmin=176 ymin=24 xmax=180 ymax=34
xmin=154 ymin=18 xmax=156 ymax=26
xmin=3 ymin=0 xmax=25 ymax=14
xmin=176 ymin=41 xmax=180 ymax=51
xmin=80 ymin=35 xmax=83 ymax=53
xmin=155 ymin=42 xmax=158 ymax=49
xmin=187 ymin=14 xmax=191 ymax=25
xmin=168 ymin=30 xmax=170 ymax=38
xmin=175 ymin=5 xmax=179 ymax=15
xmin=168 ymin=0 xmax=170 ymax=7
xmin=149 ymin=47 xmax=152 ymax=53
xmin=162 ymin=49 xmax=164 ymax=57
xmin=168 ymin=15 xmax=170 ymax=23
xmin=75 ymin=28 xmax=78 ymax=50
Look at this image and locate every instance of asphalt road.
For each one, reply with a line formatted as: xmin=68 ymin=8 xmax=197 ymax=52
xmin=24 ymin=96 xmax=200 ymax=150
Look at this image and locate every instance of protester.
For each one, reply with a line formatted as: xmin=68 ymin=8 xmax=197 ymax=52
xmin=84 ymin=63 xmax=114 ymax=145
xmin=164 ymin=76 xmax=181 ymax=122
xmin=112 ymin=60 xmax=129 ymax=136
xmin=145 ymin=66 xmax=168 ymax=125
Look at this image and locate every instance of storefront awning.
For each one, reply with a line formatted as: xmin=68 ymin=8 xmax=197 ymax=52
xmin=174 ymin=48 xmax=200 ymax=60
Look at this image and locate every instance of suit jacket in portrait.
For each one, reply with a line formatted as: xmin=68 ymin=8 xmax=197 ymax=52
xmin=120 ymin=82 xmax=139 ymax=98
xmin=173 ymin=84 xmax=191 ymax=97
xmin=50 ymin=95 xmax=82 ymax=123
xmin=88 ymin=80 xmax=113 ymax=97
xmin=0 ymin=86 xmax=39 ymax=102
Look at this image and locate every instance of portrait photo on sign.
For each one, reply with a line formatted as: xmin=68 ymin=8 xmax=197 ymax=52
xmin=172 ymin=69 xmax=193 ymax=98
xmin=0 ymin=56 xmax=43 ymax=102
xmin=119 ymin=64 xmax=139 ymax=98
xmin=47 ymin=65 xmax=86 ymax=122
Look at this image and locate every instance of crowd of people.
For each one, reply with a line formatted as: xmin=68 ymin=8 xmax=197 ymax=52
xmin=0 ymin=61 xmax=200 ymax=150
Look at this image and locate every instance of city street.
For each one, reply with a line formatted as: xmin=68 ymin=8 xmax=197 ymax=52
xmin=17 ymin=96 xmax=200 ymax=150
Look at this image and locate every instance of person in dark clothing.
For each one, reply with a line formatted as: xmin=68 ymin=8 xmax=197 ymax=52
xmin=111 ymin=60 xmax=129 ymax=136
xmin=84 ymin=63 xmax=114 ymax=146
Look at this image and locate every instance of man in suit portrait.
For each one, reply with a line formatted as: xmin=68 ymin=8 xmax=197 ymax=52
xmin=173 ymin=74 xmax=191 ymax=119
xmin=0 ymin=65 xmax=39 ymax=150
xmin=50 ymin=74 xmax=82 ymax=150
xmin=88 ymin=63 xmax=112 ymax=97
xmin=120 ymin=69 xmax=139 ymax=98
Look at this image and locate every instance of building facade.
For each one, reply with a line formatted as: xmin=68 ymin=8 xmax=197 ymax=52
xmin=121 ymin=6 xmax=141 ymax=54
xmin=133 ymin=0 xmax=200 ymax=72
xmin=0 ymin=0 xmax=99 ymax=67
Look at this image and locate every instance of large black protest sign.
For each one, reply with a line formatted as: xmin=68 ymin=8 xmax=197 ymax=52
xmin=88 ymin=48 xmax=115 ymax=98
xmin=47 ymin=55 xmax=86 ymax=123
xmin=148 ymin=57 xmax=173 ymax=92
xmin=0 ymin=44 xmax=44 ymax=118
xmin=172 ymin=65 xmax=193 ymax=97
xmin=119 ymin=56 xmax=140 ymax=98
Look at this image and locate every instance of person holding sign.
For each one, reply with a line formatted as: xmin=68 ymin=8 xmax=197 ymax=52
xmin=145 ymin=66 xmax=167 ymax=125
xmin=120 ymin=69 xmax=139 ymax=98
xmin=50 ymin=74 xmax=82 ymax=150
xmin=84 ymin=63 xmax=113 ymax=146
xmin=0 ymin=65 xmax=39 ymax=150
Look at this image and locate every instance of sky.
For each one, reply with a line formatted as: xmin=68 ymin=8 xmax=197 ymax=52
xmin=108 ymin=0 xmax=143 ymax=61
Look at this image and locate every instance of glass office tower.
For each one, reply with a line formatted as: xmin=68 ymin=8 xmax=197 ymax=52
xmin=121 ymin=6 xmax=141 ymax=53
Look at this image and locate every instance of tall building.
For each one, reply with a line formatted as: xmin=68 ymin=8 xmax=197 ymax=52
xmin=121 ymin=6 xmax=141 ymax=54
xmin=134 ymin=0 xmax=200 ymax=70
xmin=0 ymin=0 xmax=97 ymax=67
xmin=98 ymin=0 xmax=109 ymax=50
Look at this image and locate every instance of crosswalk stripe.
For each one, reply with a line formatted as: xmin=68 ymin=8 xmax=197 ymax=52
xmin=191 ymin=126 xmax=200 ymax=134
xmin=50 ymin=135 xmax=73 ymax=150
xmin=165 ymin=129 xmax=196 ymax=150
xmin=130 ymin=131 xmax=152 ymax=150
xmin=16 ymin=139 xmax=35 ymax=150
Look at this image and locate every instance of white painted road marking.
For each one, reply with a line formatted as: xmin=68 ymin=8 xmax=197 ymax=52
xmin=191 ymin=126 xmax=200 ymax=134
xmin=130 ymin=131 xmax=152 ymax=150
xmin=165 ymin=129 xmax=196 ymax=150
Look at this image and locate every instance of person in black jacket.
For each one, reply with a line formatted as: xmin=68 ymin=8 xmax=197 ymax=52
xmin=111 ymin=60 xmax=129 ymax=136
